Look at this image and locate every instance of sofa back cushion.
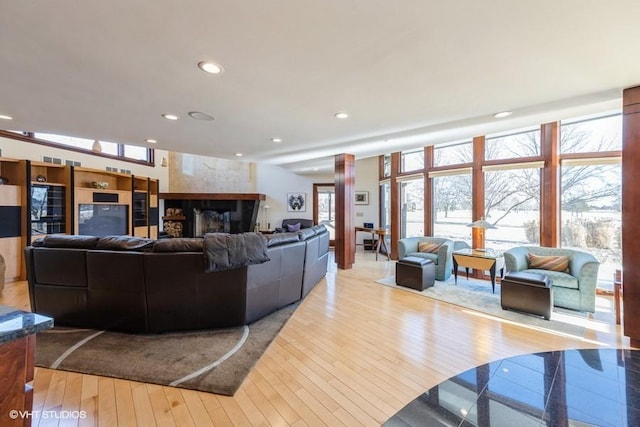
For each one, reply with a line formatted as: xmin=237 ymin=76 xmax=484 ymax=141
xmin=528 ymin=253 xmax=569 ymax=272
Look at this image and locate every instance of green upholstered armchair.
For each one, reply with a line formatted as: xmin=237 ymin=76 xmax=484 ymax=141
xmin=504 ymin=246 xmax=600 ymax=313
xmin=398 ymin=237 xmax=454 ymax=281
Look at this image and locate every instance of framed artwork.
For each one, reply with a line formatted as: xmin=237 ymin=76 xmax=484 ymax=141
xmin=287 ymin=193 xmax=306 ymax=212
xmin=355 ymin=191 xmax=369 ymax=205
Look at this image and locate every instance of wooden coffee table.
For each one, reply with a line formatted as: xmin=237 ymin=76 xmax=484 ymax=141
xmin=452 ymin=248 xmax=505 ymax=293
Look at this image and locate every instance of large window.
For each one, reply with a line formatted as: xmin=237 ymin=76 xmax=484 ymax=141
xmin=400 ymin=177 xmax=424 ymax=238
xmin=380 ymin=182 xmax=391 ymax=232
xmin=431 ymin=171 xmax=472 ymax=244
xmin=561 ymin=114 xmax=621 ymax=153
xmin=401 ymin=149 xmax=424 ymax=172
xmin=483 ymin=164 xmax=541 ymax=251
xmin=561 ymin=160 xmax=621 ymax=287
xmin=30 ymin=132 xmax=153 ymax=164
xmin=485 ymin=127 xmax=540 ymax=160
xmin=433 ymin=141 xmax=472 ymax=167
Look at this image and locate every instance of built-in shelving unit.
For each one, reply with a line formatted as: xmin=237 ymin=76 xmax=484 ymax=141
xmin=0 ymin=157 xmax=27 ymax=281
xmin=0 ymin=160 xmax=160 ymax=282
xmin=28 ymin=161 xmax=71 ymax=242
xmin=132 ymin=176 xmax=159 ymax=238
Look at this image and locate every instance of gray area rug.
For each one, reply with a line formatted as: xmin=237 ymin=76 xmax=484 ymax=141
xmin=35 ymin=304 xmax=297 ymax=396
xmin=376 ymin=276 xmax=587 ymax=337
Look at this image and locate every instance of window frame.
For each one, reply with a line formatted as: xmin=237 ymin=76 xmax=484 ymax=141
xmin=0 ymin=130 xmax=155 ymax=166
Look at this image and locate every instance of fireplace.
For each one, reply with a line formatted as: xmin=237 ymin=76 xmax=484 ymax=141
xmin=160 ymin=193 xmax=265 ymax=237
xmin=193 ymin=209 xmax=230 ymax=236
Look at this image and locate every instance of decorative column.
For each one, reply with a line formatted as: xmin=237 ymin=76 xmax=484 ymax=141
xmin=335 ymin=154 xmax=355 ymax=269
xmin=471 ymin=136 xmax=485 ymax=250
xmin=540 ymin=122 xmax=560 ymax=247
xmin=622 ymin=86 xmax=640 ymax=346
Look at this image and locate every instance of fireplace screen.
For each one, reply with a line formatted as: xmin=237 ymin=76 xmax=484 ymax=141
xmin=193 ymin=209 xmax=231 ymax=236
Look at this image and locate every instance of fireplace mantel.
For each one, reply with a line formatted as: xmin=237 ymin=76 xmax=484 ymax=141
xmin=159 ymin=193 xmax=266 ymax=201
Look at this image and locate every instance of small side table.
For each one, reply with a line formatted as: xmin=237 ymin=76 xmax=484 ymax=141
xmin=452 ymin=248 xmax=504 ymax=293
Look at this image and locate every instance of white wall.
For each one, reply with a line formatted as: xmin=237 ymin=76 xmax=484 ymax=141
xmin=255 ymin=164 xmax=330 ymax=230
xmin=255 ymin=157 xmax=380 ymax=241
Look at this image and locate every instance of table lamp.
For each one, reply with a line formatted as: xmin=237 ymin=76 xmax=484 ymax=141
xmin=466 ymin=218 xmax=497 ymax=251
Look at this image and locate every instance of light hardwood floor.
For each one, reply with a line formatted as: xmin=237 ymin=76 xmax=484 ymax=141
xmin=1 ymin=251 xmax=630 ymax=426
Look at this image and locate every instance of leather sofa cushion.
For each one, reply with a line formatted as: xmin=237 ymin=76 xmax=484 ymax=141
xmin=298 ymin=228 xmax=316 ymax=241
xmin=96 ymin=236 xmax=155 ymax=251
xmin=266 ymin=232 xmax=300 ymax=247
xmin=152 ymin=238 xmax=203 ymax=252
xmin=312 ymin=224 xmax=327 ymax=235
xmin=33 ymin=235 xmax=99 ymax=249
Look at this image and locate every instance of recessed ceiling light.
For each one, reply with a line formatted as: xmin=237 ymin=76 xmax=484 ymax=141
xmin=198 ymin=61 xmax=223 ymax=74
xmin=493 ymin=111 xmax=512 ymax=118
xmin=235 ymin=153 xmax=243 ymax=157
xmin=0 ymin=114 xmax=13 ymax=120
xmin=335 ymin=112 xmax=349 ymax=119
xmin=271 ymin=137 xmax=282 ymax=143
xmin=145 ymin=139 xmax=157 ymax=144
xmin=162 ymin=114 xmax=179 ymax=121
xmin=188 ymin=111 xmax=215 ymax=121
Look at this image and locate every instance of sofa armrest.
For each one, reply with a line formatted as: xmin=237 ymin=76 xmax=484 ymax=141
xmin=436 ymin=240 xmax=454 ymax=280
xmin=398 ymin=237 xmax=420 ymax=259
xmin=571 ymin=252 xmax=600 ymax=289
xmin=504 ymin=246 xmax=529 ymax=272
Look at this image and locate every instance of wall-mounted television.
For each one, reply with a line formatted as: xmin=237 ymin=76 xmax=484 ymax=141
xmin=78 ymin=204 xmax=128 ymax=236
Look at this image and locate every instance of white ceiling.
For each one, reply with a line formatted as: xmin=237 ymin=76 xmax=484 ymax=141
xmin=1 ymin=1 xmax=639 ymax=173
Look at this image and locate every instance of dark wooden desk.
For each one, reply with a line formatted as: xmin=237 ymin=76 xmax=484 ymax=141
xmin=355 ymin=227 xmax=390 ymax=261
xmin=614 ymin=270 xmax=622 ymax=325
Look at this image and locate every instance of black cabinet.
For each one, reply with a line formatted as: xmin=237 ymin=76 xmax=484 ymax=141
xmin=31 ymin=184 xmax=66 ymax=235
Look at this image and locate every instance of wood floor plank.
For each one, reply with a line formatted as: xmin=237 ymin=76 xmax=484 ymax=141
xmin=96 ymin=377 xmax=117 ymax=427
xmin=144 ymin=384 xmax=174 ymax=427
xmin=179 ymin=389 xmax=213 ymax=427
xmin=78 ymin=374 xmax=98 ymax=427
xmin=163 ymin=387 xmax=195 ymax=427
xmin=58 ymin=372 xmax=83 ymax=427
xmin=131 ymin=383 xmax=158 ymax=426
xmin=5 ymin=250 xmax=628 ymax=426
xmin=241 ymin=377 xmax=289 ymax=427
xmin=113 ymin=379 xmax=137 ymax=427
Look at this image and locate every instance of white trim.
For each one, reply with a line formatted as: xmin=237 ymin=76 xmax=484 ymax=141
xmin=561 ymin=157 xmax=621 ymax=166
xmin=396 ymin=172 xmax=424 ymax=182
xmin=428 ymin=167 xmax=472 ymax=178
xmin=482 ymin=161 xmax=544 ymax=172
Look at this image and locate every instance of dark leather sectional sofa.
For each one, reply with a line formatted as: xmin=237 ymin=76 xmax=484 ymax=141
xmin=25 ymin=225 xmax=329 ymax=333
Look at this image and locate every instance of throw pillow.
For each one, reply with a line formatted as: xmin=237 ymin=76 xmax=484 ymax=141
xmin=418 ymin=241 xmax=442 ymax=253
xmin=528 ymin=254 xmax=569 ymax=272
xmin=286 ymin=222 xmax=301 ymax=232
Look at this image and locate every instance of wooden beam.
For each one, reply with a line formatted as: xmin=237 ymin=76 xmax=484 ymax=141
xmin=622 ymin=86 xmax=640 ymax=346
xmin=471 ymin=136 xmax=485 ymax=250
xmin=424 ymin=146 xmax=434 ymax=237
xmin=390 ymin=152 xmax=401 ymax=260
xmin=540 ymin=122 xmax=559 ymax=247
xmin=335 ymin=154 xmax=356 ymax=269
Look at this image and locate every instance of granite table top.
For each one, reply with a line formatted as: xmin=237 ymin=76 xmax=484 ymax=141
xmin=0 ymin=304 xmax=53 ymax=344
